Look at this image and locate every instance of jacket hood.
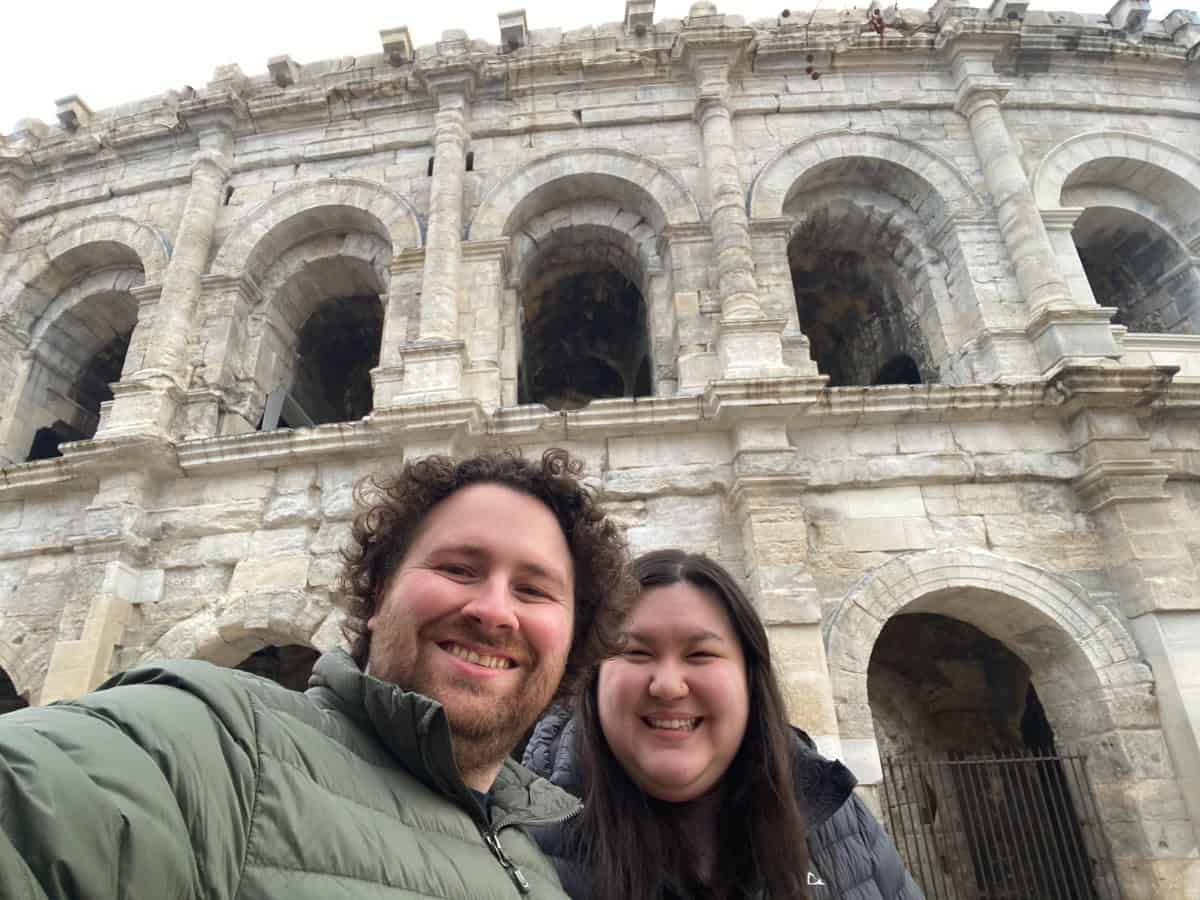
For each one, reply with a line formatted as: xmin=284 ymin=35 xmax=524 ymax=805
xmin=310 ymin=649 xmax=579 ymax=825
xmin=523 ymin=705 xmax=855 ymax=830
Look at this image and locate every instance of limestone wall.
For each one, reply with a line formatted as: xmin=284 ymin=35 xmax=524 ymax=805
xmin=2 ymin=2 xmax=1200 ymax=896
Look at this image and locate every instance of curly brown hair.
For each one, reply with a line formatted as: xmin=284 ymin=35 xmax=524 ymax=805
xmin=339 ymin=447 xmax=635 ymax=700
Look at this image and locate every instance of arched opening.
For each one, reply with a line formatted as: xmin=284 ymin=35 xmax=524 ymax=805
xmin=233 ymin=644 xmax=320 ymax=691
xmin=517 ymin=227 xmax=652 ymax=410
xmin=870 ymin=612 xmax=1110 ymax=899
xmin=782 ymin=163 xmax=952 ymax=387
xmin=1073 ymin=207 xmax=1196 ymax=334
xmin=23 ymin=279 xmax=140 ymax=461
xmin=0 ymin=667 xmax=28 ymax=715
xmin=255 ymin=250 xmax=387 ymax=429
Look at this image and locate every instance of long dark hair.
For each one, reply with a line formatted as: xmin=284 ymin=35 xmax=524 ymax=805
xmin=574 ymin=549 xmax=811 ymax=899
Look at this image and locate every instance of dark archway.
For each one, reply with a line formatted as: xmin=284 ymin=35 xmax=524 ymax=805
xmin=286 ymin=295 xmax=383 ymax=426
xmin=27 ymin=328 xmax=131 ymax=461
xmin=869 ymin=613 xmax=1099 ymax=900
xmin=1073 ymin=207 xmax=1198 ymax=334
xmin=234 ymin=644 xmax=320 ymax=692
xmin=519 ymin=245 xmax=652 ymax=411
xmin=0 ymin=667 xmax=28 ymax=715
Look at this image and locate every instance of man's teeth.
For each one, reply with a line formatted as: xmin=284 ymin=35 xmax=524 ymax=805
xmin=647 ymin=718 xmax=700 ymax=731
xmin=446 ymin=644 xmax=511 ymax=669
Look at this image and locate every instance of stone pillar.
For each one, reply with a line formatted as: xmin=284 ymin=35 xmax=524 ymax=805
xmin=385 ymin=35 xmax=480 ymax=406
xmin=419 ymin=93 xmax=468 ymax=343
xmin=97 ymin=126 xmax=232 ymax=441
xmin=372 ymin=248 xmax=424 ymax=408
xmin=677 ymin=8 xmax=789 ymax=380
xmin=38 ymin=463 xmax=166 ymax=703
xmin=726 ymin=422 xmax=840 ymax=758
xmin=460 ymin=239 xmax=509 ymax=410
xmin=951 ymin=52 xmax=1119 ymax=372
xmin=0 ymin=147 xmax=32 ymax=251
xmin=1059 ymin=367 xmax=1200 ymax=883
xmin=749 ymin=218 xmax=821 ymax=376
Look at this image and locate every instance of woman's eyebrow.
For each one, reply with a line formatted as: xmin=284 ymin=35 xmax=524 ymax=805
xmin=622 ymin=627 xmax=725 ymax=643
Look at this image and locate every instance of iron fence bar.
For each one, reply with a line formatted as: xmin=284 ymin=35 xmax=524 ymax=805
xmin=1040 ymin=752 xmax=1092 ymax=898
xmin=923 ymin=757 xmax=959 ymax=900
xmin=1008 ymin=753 xmax=1075 ymax=900
xmin=881 ymin=759 xmax=911 ymax=896
xmin=949 ymin=756 xmax=992 ymax=899
xmin=899 ymin=758 xmax=938 ymax=899
xmin=995 ymin=751 xmax=1045 ymax=900
xmin=1072 ymin=753 xmax=1125 ymax=900
xmin=972 ymin=756 xmax=1013 ymax=898
xmin=1017 ymin=748 xmax=1075 ymax=900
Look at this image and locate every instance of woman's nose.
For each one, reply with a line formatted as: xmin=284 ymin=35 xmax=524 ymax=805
xmin=647 ymin=662 xmax=689 ymax=700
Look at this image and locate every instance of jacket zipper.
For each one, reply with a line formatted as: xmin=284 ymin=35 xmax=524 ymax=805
xmin=481 ymin=826 xmax=532 ymax=895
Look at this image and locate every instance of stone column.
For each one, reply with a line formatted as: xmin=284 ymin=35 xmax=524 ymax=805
xmin=419 ymin=93 xmax=468 ymax=343
xmin=677 ymin=7 xmax=789 ymax=381
xmin=951 ymin=51 xmax=1118 ymax=372
xmin=97 ymin=126 xmax=232 ymax=440
xmin=385 ymin=36 xmax=479 ymax=406
xmin=0 ymin=147 xmax=32 ymax=251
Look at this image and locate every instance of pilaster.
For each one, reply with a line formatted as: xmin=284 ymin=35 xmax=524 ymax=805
xmin=725 ymin=420 xmax=837 ymax=751
xmin=99 ymin=114 xmax=234 ymax=441
xmin=1056 ymin=365 xmax=1200 ymax=852
xmin=0 ymin=144 xmax=33 ymax=251
xmin=948 ymin=40 xmax=1119 ymax=372
xmin=675 ymin=11 xmax=790 ymax=379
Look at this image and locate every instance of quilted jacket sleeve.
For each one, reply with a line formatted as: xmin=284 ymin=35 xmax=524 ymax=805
xmin=807 ymin=792 xmax=925 ymax=900
xmin=0 ymin=678 xmax=258 ymax=900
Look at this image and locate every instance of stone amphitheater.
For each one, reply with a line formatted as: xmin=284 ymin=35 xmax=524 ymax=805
xmin=1 ymin=0 xmax=1199 ymax=895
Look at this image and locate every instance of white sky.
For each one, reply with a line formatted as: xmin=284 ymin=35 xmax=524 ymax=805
xmin=0 ymin=1 xmax=1178 ymax=133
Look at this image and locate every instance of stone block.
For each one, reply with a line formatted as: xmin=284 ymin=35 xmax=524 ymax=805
xmin=228 ymin=557 xmax=311 ymax=598
xmin=499 ymin=10 xmax=528 ymax=50
xmin=380 ymin=27 xmax=413 ymax=65
xmin=267 ymin=55 xmax=302 ymax=88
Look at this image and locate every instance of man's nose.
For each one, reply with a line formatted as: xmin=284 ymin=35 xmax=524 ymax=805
xmin=647 ymin=661 xmax=689 ymax=700
xmin=461 ymin=575 xmax=519 ymax=631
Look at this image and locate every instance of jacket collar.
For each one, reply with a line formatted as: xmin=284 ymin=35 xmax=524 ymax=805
xmin=309 ymin=650 xmax=578 ymax=825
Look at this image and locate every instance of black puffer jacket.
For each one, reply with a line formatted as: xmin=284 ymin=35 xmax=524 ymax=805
xmin=522 ymin=707 xmax=925 ymax=900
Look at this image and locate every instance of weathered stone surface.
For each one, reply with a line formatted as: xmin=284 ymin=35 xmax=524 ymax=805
xmin=3 ymin=4 xmax=1200 ymax=890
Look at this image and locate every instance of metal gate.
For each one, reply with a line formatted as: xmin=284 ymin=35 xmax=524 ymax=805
xmin=881 ymin=752 xmax=1124 ymax=900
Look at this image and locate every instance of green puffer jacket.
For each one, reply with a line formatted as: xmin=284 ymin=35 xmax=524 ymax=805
xmin=0 ymin=650 xmax=580 ymax=900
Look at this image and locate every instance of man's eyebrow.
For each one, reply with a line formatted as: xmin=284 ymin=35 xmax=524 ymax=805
xmin=432 ymin=543 xmax=570 ymax=589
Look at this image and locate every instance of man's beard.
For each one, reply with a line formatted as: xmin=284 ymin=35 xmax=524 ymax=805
xmin=368 ymin=621 xmax=563 ymax=782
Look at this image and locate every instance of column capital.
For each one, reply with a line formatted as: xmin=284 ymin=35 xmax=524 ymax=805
xmin=954 ymin=79 xmax=1010 ymax=117
xmin=190 ymin=146 xmax=232 ymax=181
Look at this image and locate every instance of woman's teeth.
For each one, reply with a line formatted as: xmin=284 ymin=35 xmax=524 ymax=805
xmin=645 ymin=718 xmax=700 ymax=731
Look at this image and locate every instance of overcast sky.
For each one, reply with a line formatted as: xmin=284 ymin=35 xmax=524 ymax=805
xmin=1 ymin=1 xmax=1176 ymax=133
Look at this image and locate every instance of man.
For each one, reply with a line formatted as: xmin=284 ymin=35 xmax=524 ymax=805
xmin=0 ymin=448 xmax=635 ymax=899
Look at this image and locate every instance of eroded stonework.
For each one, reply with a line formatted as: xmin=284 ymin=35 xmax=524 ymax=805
xmin=2 ymin=2 xmax=1200 ymax=896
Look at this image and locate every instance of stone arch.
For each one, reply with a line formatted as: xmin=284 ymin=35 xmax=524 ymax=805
xmin=1032 ymin=131 xmax=1200 ymax=222
xmin=828 ymin=548 xmax=1186 ymax=897
xmin=826 ymin=548 xmax=1142 ymax=742
xmin=211 ymin=177 xmax=423 ymax=278
xmin=44 ymin=215 xmax=171 ymax=282
xmin=141 ymin=594 xmax=343 ymax=668
xmin=749 ymin=131 xmax=985 ymax=222
xmin=468 ymin=147 xmax=703 ymax=241
xmin=0 ymin=624 xmax=37 ymax=705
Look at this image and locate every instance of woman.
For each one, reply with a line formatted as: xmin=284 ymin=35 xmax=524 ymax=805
xmin=524 ymin=550 xmax=922 ymax=900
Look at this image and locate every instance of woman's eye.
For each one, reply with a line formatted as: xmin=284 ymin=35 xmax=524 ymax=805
xmin=439 ymin=563 xmax=473 ymax=577
xmin=621 ymin=648 xmax=650 ymax=659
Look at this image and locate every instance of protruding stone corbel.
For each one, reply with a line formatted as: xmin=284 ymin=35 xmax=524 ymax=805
xmin=207 ymin=63 xmax=250 ymax=95
xmin=625 ymin=0 xmax=655 ymax=35
xmin=1165 ymin=10 xmax=1200 ymax=53
xmin=380 ymin=26 xmax=414 ymax=65
xmin=11 ymin=118 xmax=49 ymax=147
xmin=1107 ymin=0 xmax=1151 ymax=34
xmin=498 ymin=9 xmax=528 ymax=51
xmin=267 ymin=55 xmax=302 ymax=87
xmin=987 ymin=0 xmax=1028 ymax=21
xmin=54 ymin=95 xmax=93 ymax=131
